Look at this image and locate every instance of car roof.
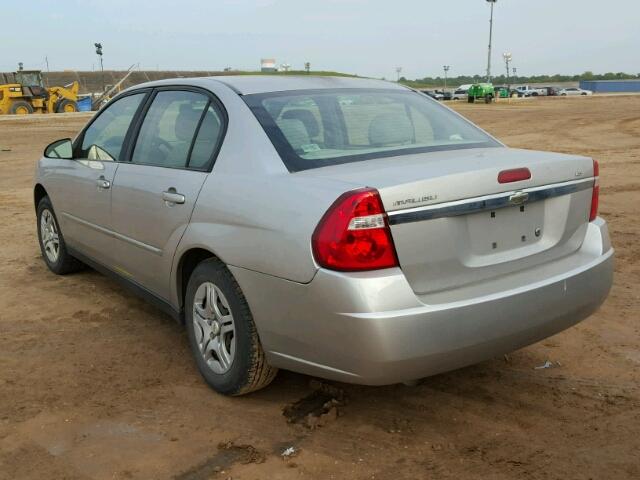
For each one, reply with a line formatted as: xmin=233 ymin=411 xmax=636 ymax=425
xmin=127 ymin=75 xmax=409 ymax=96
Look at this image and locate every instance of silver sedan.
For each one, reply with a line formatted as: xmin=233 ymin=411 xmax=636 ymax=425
xmin=34 ymin=76 xmax=613 ymax=395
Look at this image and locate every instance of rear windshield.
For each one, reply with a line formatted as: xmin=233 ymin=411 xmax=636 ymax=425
xmin=243 ymin=88 xmax=500 ymax=171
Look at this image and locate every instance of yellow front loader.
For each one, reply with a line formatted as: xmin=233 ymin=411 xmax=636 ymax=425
xmin=0 ymin=70 xmax=79 ymax=115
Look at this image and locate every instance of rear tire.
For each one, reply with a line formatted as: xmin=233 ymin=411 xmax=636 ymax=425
xmin=56 ymin=99 xmax=78 ymax=113
xmin=185 ymin=258 xmax=277 ymax=395
xmin=467 ymin=96 xmax=475 ymax=103
xmin=484 ymin=94 xmax=493 ymax=104
xmin=36 ymin=196 xmax=84 ymax=274
xmin=10 ymin=100 xmax=33 ymax=115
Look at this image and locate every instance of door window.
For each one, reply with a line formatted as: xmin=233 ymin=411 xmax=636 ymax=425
xmin=131 ymin=90 xmax=216 ymax=169
xmin=80 ymin=93 xmax=145 ymax=161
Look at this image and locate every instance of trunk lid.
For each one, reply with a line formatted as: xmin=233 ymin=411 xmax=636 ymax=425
xmin=298 ymin=147 xmax=595 ymax=296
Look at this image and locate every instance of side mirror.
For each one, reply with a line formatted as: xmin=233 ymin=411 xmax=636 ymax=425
xmin=44 ymin=138 xmax=73 ymax=159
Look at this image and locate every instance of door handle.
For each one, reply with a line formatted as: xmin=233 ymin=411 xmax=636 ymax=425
xmin=96 ymin=177 xmax=111 ymax=189
xmin=162 ymin=190 xmax=185 ymax=205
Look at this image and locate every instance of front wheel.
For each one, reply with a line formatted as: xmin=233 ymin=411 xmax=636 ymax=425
xmin=56 ymin=99 xmax=78 ymax=113
xmin=37 ymin=196 xmax=83 ymax=274
xmin=185 ymin=258 xmax=277 ymax=395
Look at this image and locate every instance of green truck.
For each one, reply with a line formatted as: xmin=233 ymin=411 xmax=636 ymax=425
xmin=467 ymin=83 xmax=495 ymax=103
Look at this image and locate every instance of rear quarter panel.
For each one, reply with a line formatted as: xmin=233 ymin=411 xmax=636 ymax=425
xmin=170 ymin=82 xmax=359 ymax=306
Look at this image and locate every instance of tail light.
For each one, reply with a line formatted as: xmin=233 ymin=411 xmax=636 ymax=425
xmin=312 ymin=188 xmax=399 ymax=271
xmin=589 ymin=159 xmax=599 ymax=221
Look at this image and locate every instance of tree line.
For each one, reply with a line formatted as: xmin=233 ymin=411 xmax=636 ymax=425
xmin=400 ymin=71 xmax=640 ymax=88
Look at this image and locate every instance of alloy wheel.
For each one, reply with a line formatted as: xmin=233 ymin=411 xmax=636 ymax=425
xmin=192 ymin=282 xmax=236 ymax=374
xmin=40 ymin=209 xmax=60 ymax=263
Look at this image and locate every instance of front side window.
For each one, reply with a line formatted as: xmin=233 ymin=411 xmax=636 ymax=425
xmin=80 ymin=93 xmax=145 ymax=161
xmin=244 ymin=89 xmax=500 ymax=171
xmin=131 ymin=90 xmax=218 ymax=169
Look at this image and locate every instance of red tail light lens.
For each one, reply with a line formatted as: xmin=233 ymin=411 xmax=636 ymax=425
xmin=312 ymin=188 xmax=399 ymax=271
xmin=498 ymin=168 xmax=531 ymax=184
xmin=590 ymin=159 xmax=599 ymax=221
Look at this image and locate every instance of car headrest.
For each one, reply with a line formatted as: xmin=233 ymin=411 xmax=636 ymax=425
xmin=175 ymin=103 xmax=202 ymax=141
xmin=281 ymin=109 xmax=320 ymax=138
xmin=276 ymin=118 xmax=310 ymax=151
xmin=368 ymin=113 xmax=413 ymax=146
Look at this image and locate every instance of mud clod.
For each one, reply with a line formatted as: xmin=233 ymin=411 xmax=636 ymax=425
xmin=217 ymin=441 xmax=266 ymax=465
xmin=283 ymin=381 xmax=346 ymax=429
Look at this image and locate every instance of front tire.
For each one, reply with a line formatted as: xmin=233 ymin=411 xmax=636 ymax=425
xmin=56 ymin=99 xmax=78 ymax=113
xmin=36 ymin=196 xmax=83 ymax=274
xmin=185 ymin=258 xmax=277 ymax=395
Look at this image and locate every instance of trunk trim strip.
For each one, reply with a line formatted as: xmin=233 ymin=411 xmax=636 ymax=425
xmin=387 ymin=178 xmax=593 ymax=225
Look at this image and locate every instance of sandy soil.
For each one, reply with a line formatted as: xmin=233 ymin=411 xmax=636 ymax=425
xmin=0 ymin=97 xmax=638 ymax=480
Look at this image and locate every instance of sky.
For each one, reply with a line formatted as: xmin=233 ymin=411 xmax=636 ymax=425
xmin=1 ymin=0 xmax=638 ymax=79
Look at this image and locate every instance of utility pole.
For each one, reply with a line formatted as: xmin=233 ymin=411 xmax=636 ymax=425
xmin=304 ymin=62 xmax=310 ymax=73
xmin=443 ymin=65 xmax=450 ymax=92
xmin=486 ymin=0 xmax=497 ymax=82
xmin=503 ymin=52 xmax=512 ymax=89
xmin=94 ymin=43 xmax=104 ymax=92
xmin=44 ymin=56 xmax=50 ymax=87
xmin=512 ymin=66 xmax=517 ymax=82
xmin=395 ymin=67 xmax=402 ymax=82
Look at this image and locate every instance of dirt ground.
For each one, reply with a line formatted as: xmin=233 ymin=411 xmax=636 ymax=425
xmin=0 ymin=96 xmax=638 ymax=480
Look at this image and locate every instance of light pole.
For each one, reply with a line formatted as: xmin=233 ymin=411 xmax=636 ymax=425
xmin=486 ymin=0 xmax=497 ymax=82
xmin=304 ymin=62 xmax=310 ymax=73
xmin=395 ymin=67 xmax=402 ymax=82
xmin=512 ymin=66 xmax=517 ymax=82
xmin=443 ymin=65 xmax=450 ymax=93
xmin=94 ymin=42 xmax=104 ymax=92
xmin=503 ymin=52 xmax=512 ymax=89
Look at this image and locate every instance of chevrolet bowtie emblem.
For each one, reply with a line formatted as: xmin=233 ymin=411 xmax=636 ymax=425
xmin=509 ymin=191 xmax=529 ymax=206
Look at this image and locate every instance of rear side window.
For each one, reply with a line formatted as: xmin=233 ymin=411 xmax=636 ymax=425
xmin=80 ymin=93 xmax=145 ymax=161
xmin=188 ymin=104 xmax=224 ymax=169
xmin=131 ymin=91 xmax=208 ymax=169
xmin=244 ymin=88 xmax=499 ymax=171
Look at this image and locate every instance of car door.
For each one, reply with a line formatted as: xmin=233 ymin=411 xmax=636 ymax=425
xmin=49 ymin=92 xmax=147 ymax=265
xmin=110 ymin=88 xmax=226 ymax=300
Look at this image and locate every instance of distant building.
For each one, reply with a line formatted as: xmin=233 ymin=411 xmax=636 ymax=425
xmin=260 ymin=59 xmax=277 ymax=73
xmin=579 ymin=79 xmax=640 ymax=93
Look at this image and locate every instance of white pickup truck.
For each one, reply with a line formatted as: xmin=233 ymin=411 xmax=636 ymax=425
xmin=514 ymin=85 xmax=547 ymax=97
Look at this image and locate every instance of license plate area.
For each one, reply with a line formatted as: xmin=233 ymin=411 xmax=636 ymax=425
xmin=466 ymin=202 xmax=545 ymax=255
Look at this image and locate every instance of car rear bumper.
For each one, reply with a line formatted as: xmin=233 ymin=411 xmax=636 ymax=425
xmin=231 ymin=218 xmax=614 ymax=385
